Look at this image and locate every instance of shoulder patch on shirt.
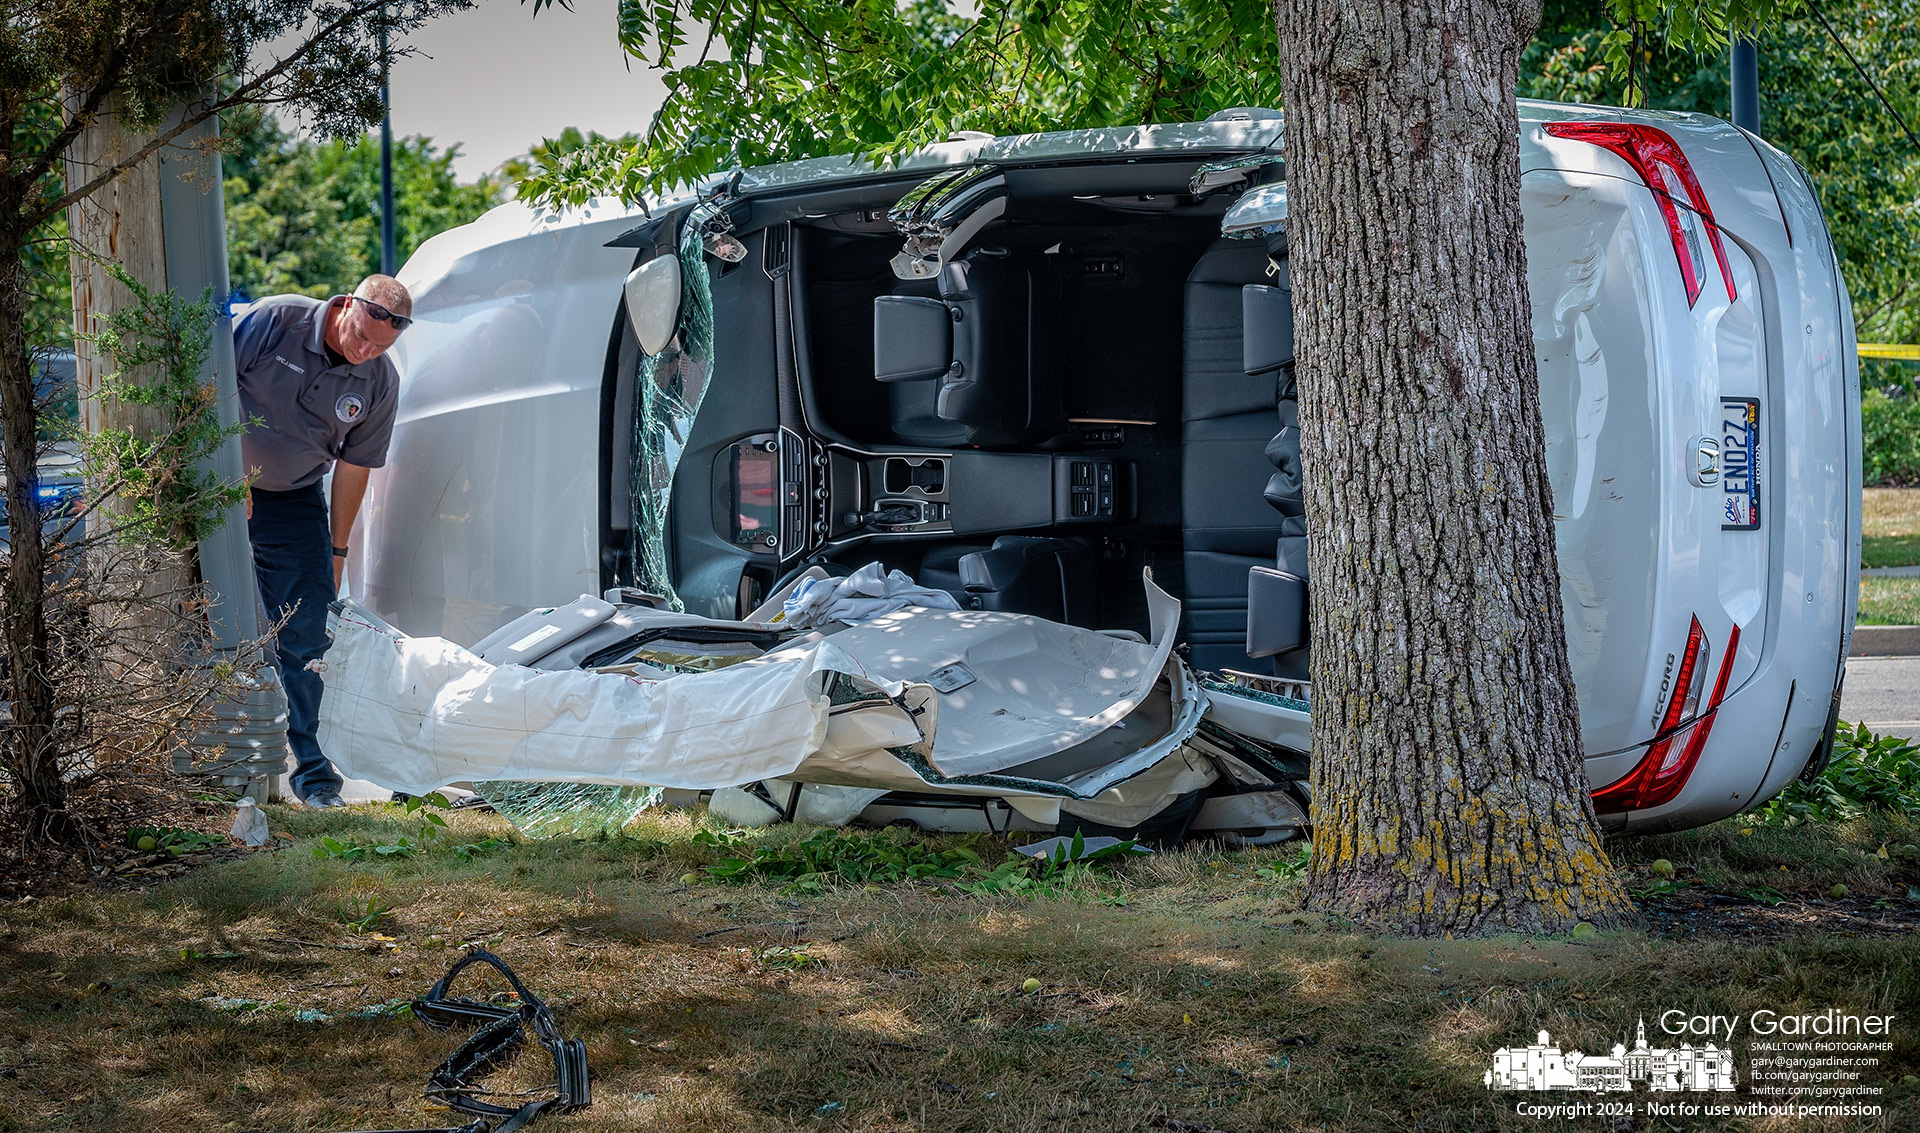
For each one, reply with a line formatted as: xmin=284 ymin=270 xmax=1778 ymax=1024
xmin=335 ymin=392 xmax=366 ymax=423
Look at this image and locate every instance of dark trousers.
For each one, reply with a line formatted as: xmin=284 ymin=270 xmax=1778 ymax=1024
xmin=249 ymin=484 xmax=342 ymax=802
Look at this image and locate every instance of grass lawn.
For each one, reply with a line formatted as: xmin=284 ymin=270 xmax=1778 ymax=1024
xmin=2 ymin=805 xmax=1917 ymax=1132
xmin=1860 ymin=488 xmax=1919 ymax=625
xmin=1863 ymin=487 xmax=1920 ymax=570
xmin=1858 ymin=577 xmax=1920 ymax=626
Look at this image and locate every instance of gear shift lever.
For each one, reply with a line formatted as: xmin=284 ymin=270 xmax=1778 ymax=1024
xmin=844 ymin=503 xmax=921 ymax=529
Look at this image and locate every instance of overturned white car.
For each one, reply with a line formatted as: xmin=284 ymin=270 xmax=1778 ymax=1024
xmin=337 ymin=102 xmax=1859 ymax=836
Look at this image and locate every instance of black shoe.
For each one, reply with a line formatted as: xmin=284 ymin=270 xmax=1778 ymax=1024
xmin=303 ymin=792 xmax=347 ymax=809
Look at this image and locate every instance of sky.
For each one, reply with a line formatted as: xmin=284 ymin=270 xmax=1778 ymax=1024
xmin=372 ymin=0 xmax=671 ymax=182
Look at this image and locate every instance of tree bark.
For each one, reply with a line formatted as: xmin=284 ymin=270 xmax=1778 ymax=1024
xmin=0 ymin=225 xmax=71 ymax=843
xmin=1275 ymin=0 xmax=1633 ymax=933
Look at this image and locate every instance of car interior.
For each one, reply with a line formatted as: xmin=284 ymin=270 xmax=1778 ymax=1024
xmin=602 ymin=153 xmax=1310 ymax=683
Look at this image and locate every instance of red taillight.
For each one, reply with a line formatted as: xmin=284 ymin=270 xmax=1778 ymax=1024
xmin=1592 ymin=620 xmax=1742 ymax=815
xmin=1543 ymin=122 xmax=1737 ymax=308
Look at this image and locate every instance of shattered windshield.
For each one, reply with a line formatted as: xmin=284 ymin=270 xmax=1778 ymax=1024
xmin=628 ymin=214 xmax=716 ymax=610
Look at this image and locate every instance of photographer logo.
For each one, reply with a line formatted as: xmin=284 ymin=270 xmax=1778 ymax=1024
xmin=1486 ymin=1019 xmax=1736 ymax=1093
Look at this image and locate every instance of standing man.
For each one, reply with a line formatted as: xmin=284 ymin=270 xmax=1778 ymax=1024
xmin=233 ymin=275 xmax=410 ymax=808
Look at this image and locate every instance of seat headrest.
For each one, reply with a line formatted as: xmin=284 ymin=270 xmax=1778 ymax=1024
xmin=1242 ymin=284 xmax=1294 ymax=376
xmin=874 ymin=295 xmax=954 ymax=383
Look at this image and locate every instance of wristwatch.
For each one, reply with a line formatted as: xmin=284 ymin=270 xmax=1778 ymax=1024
xmin=332 ymin=545 xmax=349 ymax=558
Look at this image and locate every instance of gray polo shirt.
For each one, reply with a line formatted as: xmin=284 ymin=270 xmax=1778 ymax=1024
xmin=233 ymin=294 xmax=399 ymax=492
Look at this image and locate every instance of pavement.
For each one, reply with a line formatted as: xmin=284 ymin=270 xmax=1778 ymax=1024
xmin=336 ymin=775 xmax=398 ymax=805
xmin=1851 ymin=564 xmax=1920 ymax=663
xmin=1840 ymin=653 xmax=1920 ymax=746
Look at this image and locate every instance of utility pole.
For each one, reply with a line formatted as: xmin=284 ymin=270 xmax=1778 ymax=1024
xmin=68 ymin=97 xmax=290 ymax=801
xmin=1732 ymin=37 xmax=1760 ymax=135
xmin=379 ymin=9 xmax=396 ymax=275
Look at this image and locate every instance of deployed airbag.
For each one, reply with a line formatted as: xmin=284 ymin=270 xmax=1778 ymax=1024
xmin=317 ymin=575 xmax=1203 ymax=808
xmin=317 ymin=604 xmax=925 ymax=795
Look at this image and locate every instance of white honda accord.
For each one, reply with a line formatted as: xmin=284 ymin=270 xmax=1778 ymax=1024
xmin=346 ymin=102 xmax=1859 ymax=835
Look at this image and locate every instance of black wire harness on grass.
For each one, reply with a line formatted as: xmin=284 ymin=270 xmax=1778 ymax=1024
xmin=343 ymin=949 xmax=590 ymax=1133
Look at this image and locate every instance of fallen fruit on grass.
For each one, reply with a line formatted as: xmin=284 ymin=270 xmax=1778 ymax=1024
xmin=135 ymin=836 xmax=157 ymax=852
xmin=1021 ymin=978 xmax=1041 ymax=993
xmin=1829 ymin=884 xmax=1849 ymax=899
xmin=1571 ymin=922 xmax=1597 ymax=941
xmin=680 ymin=873 xmax=700 ymax=885
xmin=1649 ymin=859 xmax=1674 ymax=877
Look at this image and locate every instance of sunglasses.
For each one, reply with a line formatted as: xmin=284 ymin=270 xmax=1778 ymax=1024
xmin=350 ymin=295 xmax=413 ymax=332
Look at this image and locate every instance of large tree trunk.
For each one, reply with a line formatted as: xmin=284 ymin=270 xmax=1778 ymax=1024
xmin=1275 ymin=0 xmax=1633 ymax=934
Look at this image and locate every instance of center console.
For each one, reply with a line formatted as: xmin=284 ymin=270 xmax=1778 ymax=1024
xmin=717 ymin=431 xmax=1136 ymax=563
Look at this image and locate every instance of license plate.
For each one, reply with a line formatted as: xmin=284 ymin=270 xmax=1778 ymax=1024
xmin=1720 ymin=397 xmax=1760 ymax=530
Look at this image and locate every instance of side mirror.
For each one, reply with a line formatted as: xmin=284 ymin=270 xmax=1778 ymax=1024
xmin=623 ymin=254 xmax=682 ymax=355
xmin=1221 ymin=181 xmax=1288 ymax=239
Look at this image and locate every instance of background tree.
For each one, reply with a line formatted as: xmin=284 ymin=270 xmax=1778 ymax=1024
xmin=222 ymin=107 xmax=503 ymax=300
xmin=515 ymin=0 xmax=1284 ymax=207
xmin=1528 ymin=0 xmax=1920 ymax=485
xmin=1528 ymin=0 xmax=1919 ymax=347
xmin=2 ymin=0 xmax=469 ymax=856
xmin=499 ymin=125 xmax=638 ymax=194
xmin=22 ymin=106 xmax=504 ymax=339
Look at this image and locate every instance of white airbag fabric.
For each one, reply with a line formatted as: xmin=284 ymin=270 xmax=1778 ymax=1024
xmin=318 ymin=604 xmax=915 ymax=795
xmin=318 ymin=573 xmax=1190 ymax=800
xmin=779 ymin=560 xmax=961 ymax=629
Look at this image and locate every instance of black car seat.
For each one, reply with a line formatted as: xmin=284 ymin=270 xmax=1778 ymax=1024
xmin=872 ymin=253 xmax=1060 ymax=447
xmin=1180 ymin=242 xmax=1293 ymax=675
xmin=1242 ymin=282 xmax=1309 ymax=681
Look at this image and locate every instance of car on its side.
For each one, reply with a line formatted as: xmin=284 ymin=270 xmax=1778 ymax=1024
xmin=354 ymin=103 xmax=1859 ymax=834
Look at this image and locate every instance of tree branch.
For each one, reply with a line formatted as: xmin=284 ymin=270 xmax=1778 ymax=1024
xmin=767 ymin=0 xmax=843 ymax=57
xmin=8 ymin=42 xmax=129 ymax=204
xmin=23 ymin=0 xmax=399 ymax=230
xmin=1855 ymin=279 xmax=1913 ymax=336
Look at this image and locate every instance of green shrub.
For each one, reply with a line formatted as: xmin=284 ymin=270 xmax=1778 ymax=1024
xmin=1863 ymin=380 xmax=1920 ymax=487
xmin=695 ymin=826 xmax=1141 ymax=898
xmin=1757 ymin=722 xmax=1920 ymax=825
xmin=698 ymin=827 xmax=985 ymax=893
xmin=309 ymin=793 xmax=510 ymax=863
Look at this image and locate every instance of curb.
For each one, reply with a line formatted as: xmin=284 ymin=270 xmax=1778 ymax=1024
xmin=1851 ymin=625 xmax=1920 ymax=658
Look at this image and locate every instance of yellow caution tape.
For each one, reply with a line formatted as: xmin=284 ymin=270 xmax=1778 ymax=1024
xmin=1859 ymin=342 xmax=1920 ymax=360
